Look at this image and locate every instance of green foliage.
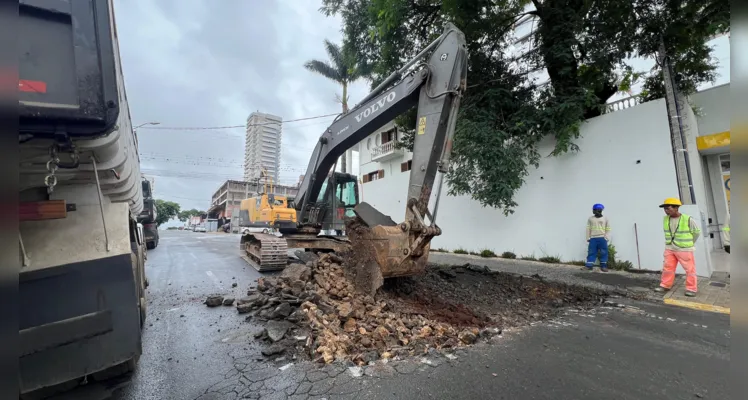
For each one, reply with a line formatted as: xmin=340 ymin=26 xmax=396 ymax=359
xmin=501 ymin=251 xmax=517 ymax=259
xmin=320 ymin=0 xmax=728 ymax=213
xmin=520 ymin=255 xmax=537 ymax=261
xmin=154 ymin=199 xmax=180 ymax=226
xmin=453 ymin=248 xmax=468 ymax=254
xmin=480 ymin=249 xmax=497 ymax=258
xmin=430 ymin=247 xmax=448 ymax=253
xmin=605 ymin=244 xmax=634 ymax=271
xmin=304 ymin=38 xmax=372 ymax=111
xmin=633 ymin=0 xmax=730 ymax=101
xmin=178 ymin=208 xmax=206 ymax=222
xmin=468 ymin=250 xmax=481 ymax=256
xmin=538 ymin=255 xmax=562 ymax=264
xmin=567 ymin=260 xmax=587 ymax=266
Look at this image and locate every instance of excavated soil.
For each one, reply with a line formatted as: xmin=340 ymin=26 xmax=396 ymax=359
xmin=228 ymin=219 xmax=607 ymax=365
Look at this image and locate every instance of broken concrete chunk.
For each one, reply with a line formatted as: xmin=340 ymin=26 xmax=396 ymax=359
xmin=269 ymin=302 xmax=293 ymax=320
xmin=205 ymin=295 xmax=224 ymax=307
xmin=266 ymin=320 xmax=292 ymax=342
xmin=294 ymin=249 xmax=319 ymax=264
xmin=458 ymin=329 xmax=477 ymax=344
xmin=337 ymin=302 xmax=353 ymax=319
xmin=236 ymin=303 xmax=253 ymax=314
xmin=262 ymin=344 xmax=285 ymax=357
xmin=343 ymin=318 xmax=357 ymax=333
xmin=281 ymin=264 xmax=312 ymax=283
xmin=223 ymin=297 xmax=235 ymax=306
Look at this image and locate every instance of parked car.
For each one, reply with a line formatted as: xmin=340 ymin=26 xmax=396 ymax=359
xmin=194 ymin=225 xmax=207 ymax=233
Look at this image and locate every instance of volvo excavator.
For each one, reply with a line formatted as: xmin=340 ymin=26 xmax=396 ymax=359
xmin=240 ymin=22 xmax=468 ymax=281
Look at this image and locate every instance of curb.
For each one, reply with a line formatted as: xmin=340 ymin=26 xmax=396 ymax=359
xmin=662 ymin=297 xmax=730 ymax=314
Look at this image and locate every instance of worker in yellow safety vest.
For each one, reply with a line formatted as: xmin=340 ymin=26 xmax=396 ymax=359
xmin=655 ymin=198 xmax=701 ymax=297
xmin=722 ymin=213 xmax=730 ymax=254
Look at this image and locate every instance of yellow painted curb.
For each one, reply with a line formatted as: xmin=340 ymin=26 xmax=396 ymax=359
xmin=663 ymin=297 xmax=730 ymax=314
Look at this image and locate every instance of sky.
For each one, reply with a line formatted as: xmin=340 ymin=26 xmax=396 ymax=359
xmin=113 ymin=0 xmax=730 ymax=221
xmin=114 ymin=0 xmax=369 ymax=214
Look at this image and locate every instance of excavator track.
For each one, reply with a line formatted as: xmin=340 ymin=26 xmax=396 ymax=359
xmin=240 ymin=233 xmax=288 ymax=272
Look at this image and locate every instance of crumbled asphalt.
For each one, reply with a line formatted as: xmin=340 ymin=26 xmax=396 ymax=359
xmin=429 ymin=252 xmax=663 ymax=300
xmin=104 ymin=232 xmax=727 ymax=400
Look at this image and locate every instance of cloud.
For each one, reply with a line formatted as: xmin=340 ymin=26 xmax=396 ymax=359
xmin=113 ymin=0 xmax=370 ymax=211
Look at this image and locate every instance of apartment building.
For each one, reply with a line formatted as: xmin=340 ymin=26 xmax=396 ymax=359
xmin=244 ymin=112 xmax=282 ymax=184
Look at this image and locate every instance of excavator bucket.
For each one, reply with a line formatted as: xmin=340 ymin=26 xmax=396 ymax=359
xmin=345 ymin=203 xmax=430 ymax=295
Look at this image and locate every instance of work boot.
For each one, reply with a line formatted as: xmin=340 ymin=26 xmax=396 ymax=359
xmin=600 ymin=266 xmax=609 ymax=272
xmin=654 ymin=286 xmax=670 ymax=293
xmin=684 ymin=291 xmax=697 ymax=297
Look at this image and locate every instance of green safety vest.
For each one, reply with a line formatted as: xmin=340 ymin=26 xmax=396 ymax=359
xmin=723 ymin=224 xmax=730 ymax=232
xmin=663 ymin=214 xmax=696 ymax=248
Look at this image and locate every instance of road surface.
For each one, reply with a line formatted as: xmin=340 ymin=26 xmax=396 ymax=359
xmin=105 ymin=230 xmax=728 ymax=400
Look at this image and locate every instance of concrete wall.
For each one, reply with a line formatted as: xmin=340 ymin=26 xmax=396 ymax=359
xmin=690 ymin=83 xmax=730 ymax=136
xmin=358 ymin=98 xmax=714 ymax=275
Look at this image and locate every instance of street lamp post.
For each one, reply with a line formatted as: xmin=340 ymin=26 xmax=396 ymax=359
xmin=134 ymin=121 xmax=160 ymax=130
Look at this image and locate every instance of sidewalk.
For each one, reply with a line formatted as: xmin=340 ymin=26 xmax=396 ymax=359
xmin=428 ymin=252 xmax=730 ymax=313
xmin=663 ymin=271 xmax=730 ymax=314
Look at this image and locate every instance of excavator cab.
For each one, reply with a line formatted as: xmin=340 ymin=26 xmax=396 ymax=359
xmin=305 ymin=172 xmax=359 ymax=233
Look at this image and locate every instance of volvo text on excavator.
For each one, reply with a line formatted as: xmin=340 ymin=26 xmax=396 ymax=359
xmin=240 ymin=22 xmax=468 ymax=282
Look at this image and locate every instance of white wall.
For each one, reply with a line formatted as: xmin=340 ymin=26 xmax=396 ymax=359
xmin=358 ymin=99 xmax=715 ymax=273
xmin=690 ymin=83 xmax=730 ymax=136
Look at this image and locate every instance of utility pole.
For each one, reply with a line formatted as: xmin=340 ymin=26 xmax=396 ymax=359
xmin=658 ymin=37 xmax=695 ymax=204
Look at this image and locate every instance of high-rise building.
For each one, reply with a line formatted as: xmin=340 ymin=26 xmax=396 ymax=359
xmin=244 ymin=112 xmax=282 ymax=184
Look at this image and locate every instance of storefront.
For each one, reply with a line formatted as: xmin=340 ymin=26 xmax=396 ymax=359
xmin=697 ymin=131 xmax=730 ymax=250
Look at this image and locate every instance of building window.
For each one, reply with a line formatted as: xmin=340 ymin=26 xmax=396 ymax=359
xmin=400 ymin=160 xmax=412 ymax=172
xmin=382 ymin=128 xmax=397 ymax=144
xmin=367 ymin=138 xmax=372 ymax=150
xmin=362 ymin=169 xmax=385 ymax=183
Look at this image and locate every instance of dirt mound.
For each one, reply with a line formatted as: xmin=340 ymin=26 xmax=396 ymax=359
xmin=239 ymin=249 xmax=606 ymax=365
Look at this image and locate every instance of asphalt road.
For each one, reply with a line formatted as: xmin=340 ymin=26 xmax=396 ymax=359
xmin=103 ymin=230 xmax=729 ymax=400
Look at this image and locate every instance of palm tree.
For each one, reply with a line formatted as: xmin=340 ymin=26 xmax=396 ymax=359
xmin=304 ymin=39 xmax=370 ymax=173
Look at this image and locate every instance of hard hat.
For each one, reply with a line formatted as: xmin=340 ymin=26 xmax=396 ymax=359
xmin=659 ymin=197 xmax=682 ymax=208
xmin=593 ymin=203 xmax=604 ymax=210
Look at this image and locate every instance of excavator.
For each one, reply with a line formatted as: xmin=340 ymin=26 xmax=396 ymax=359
xmin=240 ymin=22 xmax=468 ymax=282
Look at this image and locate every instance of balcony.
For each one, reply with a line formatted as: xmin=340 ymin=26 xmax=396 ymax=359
xmin=371 ymin=141 xmax=404 ymax=162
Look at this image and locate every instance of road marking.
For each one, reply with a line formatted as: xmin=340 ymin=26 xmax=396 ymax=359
xmin=663 ymin=298 xmax=730 ymax=314
xmin=205 ymin=270 xmax=222 ymax=289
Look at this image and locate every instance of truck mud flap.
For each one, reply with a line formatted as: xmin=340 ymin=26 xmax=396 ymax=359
xmin=19 ymin=253 xmax=142 ymax=395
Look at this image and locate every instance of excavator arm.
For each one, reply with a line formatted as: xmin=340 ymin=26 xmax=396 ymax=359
xmin=295 ymin=23 xmax=468 ymax=227
xmin=291 ymin=23 xmax=468 ymax=280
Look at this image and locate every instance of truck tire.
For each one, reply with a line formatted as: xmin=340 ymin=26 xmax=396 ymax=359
xmin=140 ymin=297 xmax=147 ymax=326
xmin=146 ymin=241 xmax=155 ymax=250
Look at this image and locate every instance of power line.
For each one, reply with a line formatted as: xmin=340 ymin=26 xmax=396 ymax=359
xmin=137 ymin=113 xmax=340 ymax=131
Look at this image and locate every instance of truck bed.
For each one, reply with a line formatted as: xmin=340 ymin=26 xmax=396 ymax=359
xmin=18 ymin=0 xmax=143 ymax=216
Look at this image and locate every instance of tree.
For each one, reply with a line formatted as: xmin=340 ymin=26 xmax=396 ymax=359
xmin=154 ymin=199 xmax=180 ymax=226
xmin=633 ymin=0 xmax=730 ymax=101
xmin=178 ymin=208 xmax=206 ymax=222
xmin=321 ymin=0 xmax=728 ymax=213
xmin=304 ymin=39 xmax=371 ymax=172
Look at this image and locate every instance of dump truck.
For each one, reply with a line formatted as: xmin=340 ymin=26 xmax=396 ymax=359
xmin=19 ymin=0 xmax=147 ymax=396
xmin=240 ymin=22 xmax=468 ymax=283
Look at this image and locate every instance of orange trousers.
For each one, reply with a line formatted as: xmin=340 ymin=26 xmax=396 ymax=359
xmin=660 ymin=249 xmax=697 ymax=292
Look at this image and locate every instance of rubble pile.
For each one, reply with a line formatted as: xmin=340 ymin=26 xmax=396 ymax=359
xmin=228 ymin=249 xmax=606 ymax=365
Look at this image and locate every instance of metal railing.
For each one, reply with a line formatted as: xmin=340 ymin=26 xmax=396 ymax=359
xmin=371 ymin=141 xmax=399 ymax=158
xmin=605 ymin=96 xmax=643 ymax=113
